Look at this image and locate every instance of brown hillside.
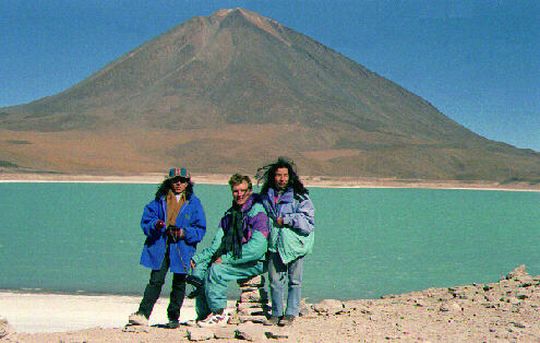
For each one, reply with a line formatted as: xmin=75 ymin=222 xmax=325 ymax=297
xmin=1 ymin=8 xmax=539 ymax=181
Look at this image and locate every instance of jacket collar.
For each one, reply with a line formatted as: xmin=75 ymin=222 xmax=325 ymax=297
xmin=268 ymin=187 xmax=294 ymax=203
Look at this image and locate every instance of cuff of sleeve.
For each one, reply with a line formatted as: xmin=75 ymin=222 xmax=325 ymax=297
xmin=192 ymin=255 xmax=203 ymax=264
xmin=220 ymin=254 xmax=232 ymax=264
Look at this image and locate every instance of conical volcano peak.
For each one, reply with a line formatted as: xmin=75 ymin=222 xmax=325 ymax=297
xmin=210 ymin=7 xmax=286 ymax=42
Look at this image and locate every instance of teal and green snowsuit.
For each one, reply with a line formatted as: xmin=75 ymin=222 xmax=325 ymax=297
xmin=191 ymin=194 xmax=269 ymax=317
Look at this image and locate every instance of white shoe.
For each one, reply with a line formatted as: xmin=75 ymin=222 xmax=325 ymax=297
xmin=128 ymin=312 xmax=148 ymax=326
xmin=197 ymin=312 xmax=230 ymax=327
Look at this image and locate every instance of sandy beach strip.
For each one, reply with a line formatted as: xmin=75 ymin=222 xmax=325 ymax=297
xmin=0 ymin=291 xmax=198 ymax=333
xmin=1 ymin=172 xmax=539 ymax=192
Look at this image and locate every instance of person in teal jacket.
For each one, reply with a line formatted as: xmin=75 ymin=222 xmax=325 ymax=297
xmin=256 ymin=157 xmax=315 ymax=327
xmin=129 ymin=167 xmax=206 ymax=329
xmin=190 ymin=174 xmax=269 ymax=327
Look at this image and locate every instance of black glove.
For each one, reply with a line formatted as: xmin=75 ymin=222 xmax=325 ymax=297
xmin=166 ymin=225 xmax=184 ymax=240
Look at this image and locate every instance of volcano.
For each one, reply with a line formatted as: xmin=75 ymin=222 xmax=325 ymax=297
xmin=1 ymin=8 xmax=539 ymax=181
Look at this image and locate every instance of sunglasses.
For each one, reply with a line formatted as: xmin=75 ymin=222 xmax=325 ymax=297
xmin=171 ymin=177 xmax=189 ymax=184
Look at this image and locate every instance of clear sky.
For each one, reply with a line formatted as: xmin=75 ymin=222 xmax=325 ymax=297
xmin=1 ymin=0 xmax=539 ymax=151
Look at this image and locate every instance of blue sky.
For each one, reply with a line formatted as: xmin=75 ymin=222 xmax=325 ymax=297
xmin=1 ymin=0 xmax=539 ymax=151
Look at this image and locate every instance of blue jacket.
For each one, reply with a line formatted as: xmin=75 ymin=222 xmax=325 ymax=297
xmin=139 ymin=193 xmax=206 ymax=273
xmin=261 ymin=187 xmax=315 ymax=264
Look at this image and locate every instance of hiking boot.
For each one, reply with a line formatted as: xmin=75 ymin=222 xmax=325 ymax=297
xmin=128 ymin=312 xmax=148 ymax=326
xmin=278 ymin=315 xmax=295 ymax=327
xmin=186 ymin=275 xmax=204 ymax=288
xmin=197 ymin=312 xmax=230 ymax=328
xmin=165 ymin=319 xmax=180 ymax=329
xmin=263 ymin=316 xmax=281 ymax=326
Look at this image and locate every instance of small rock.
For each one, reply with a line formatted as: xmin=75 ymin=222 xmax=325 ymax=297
xmin=214 ymin=327 xmax=237 ymax=339
xmin=237 ymin=302 xmax=264 ymax=311
xmin=439 ymin=301 xmax=462 ymax=313
xmin=511 ymin=321 xmax=526 ymax=329
xmin=238 ymin=275 xmax=265 ymax=287
xmin=187 ymin=327 xmax=214 ymax=341
xmin=240 ymin=289 xmax=268 ymax=303
xmin=122 ymin=324 xmax=149 ymax=333
xmin=0 ymin=316 xmax=14 ymax=339
xmin=299 ymin=298 xmax=313 ymax=317
xmin=265 ymin=327 xmax=290 ymax=339
xmin=238 ymin=315 xmax=268 ymax=324
xmin=506 ymin=265 xmax=527 ymax=280
xmin=238 ymin=307 xmax=265 ymax=316
xmin=312 ymin=299 xmax=344 ymax=315
xmin=236 ymin=323 xmax=266 ymax=341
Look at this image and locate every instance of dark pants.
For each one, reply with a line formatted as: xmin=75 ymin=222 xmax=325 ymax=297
xmin=137 ymin=249 xmax=186 ymax=321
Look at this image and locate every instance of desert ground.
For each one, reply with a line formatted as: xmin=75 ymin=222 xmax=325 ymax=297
xmin=1 ymin=266 xmax=539 ymax=342
xmin=1 ymin=172 xmax=539 ymax=192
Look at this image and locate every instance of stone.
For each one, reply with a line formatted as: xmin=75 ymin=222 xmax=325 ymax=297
xmin=122 ymin=324 xmax=149 ymax=333
xmin=265 ymin=327 xmax=290 ymax=339
xmin=506 ymin=265 xmax=527 ymax=280
xmin=299 ymin=298 xmax=315 ymax=318
xmin=237 ymin=301 xmax=263 ymax=310
xmin=0 ymin=316 xmax=14 ymax=339
xmin=239 ymin=289 xmax=268 ymax=303
xmin=511 ymin=321 xmax=526 ymax=329
xmin=236 ymin=323 xmax=267 ymax=341
xmin=238 ymin=275 xmax=265 ymax=287
xmin=214 ymin=327 xmax=237 ymax=339
xmin=238 ymin=307 xmax=266 ymax=316
xmin=239 ymin=315 xmax=268 ymax=324
xmin=187 ymin=327 xmax=215 ymax=341
xmin=312 ymin=299 xmax=344 ymax=315
xmin=439 ymin=301 xmax=462 ymax=313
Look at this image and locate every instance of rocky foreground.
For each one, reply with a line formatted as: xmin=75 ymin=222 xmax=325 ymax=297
xmin=2 ymin=266 xmax=539 ymax=342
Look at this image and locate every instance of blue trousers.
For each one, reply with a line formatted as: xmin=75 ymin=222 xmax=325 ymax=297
xmin=267 ymin=252 xmax=304 ymax=317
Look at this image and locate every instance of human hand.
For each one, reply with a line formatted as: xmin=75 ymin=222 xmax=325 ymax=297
xmin=155 ymin=220 xmax=165 ymax=230
xmin=214 ymin=257 xmax=223 ymax=264
xmin=167 ymin=225 xmax=184 ymax=239
xmin=190 ymin=259 xmax=196 ymax=269
xmin=276 ymin=217 xmax=284 ymax=227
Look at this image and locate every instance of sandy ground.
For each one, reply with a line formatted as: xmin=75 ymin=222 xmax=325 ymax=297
xmin=0 ymin=292 xmax=193 ymax=333
xmin=1 ymin=266 xmax=539 ymax=342
xmin=1 ymin=172 xmax=539 ymax=192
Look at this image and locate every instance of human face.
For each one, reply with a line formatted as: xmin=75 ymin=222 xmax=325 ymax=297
xmin=170 ymin=177 xmax=188 ymax=194
xmin=274 ymin=167 xmax=289 ymax=190
xmin=232 ymin=181 xmax=252 ymax=206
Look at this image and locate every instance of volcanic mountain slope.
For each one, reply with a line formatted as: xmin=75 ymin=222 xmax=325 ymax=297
xmin=1 ymin=8 xmax=539 ymax=181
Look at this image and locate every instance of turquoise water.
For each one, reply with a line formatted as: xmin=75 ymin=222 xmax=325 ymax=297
xmin=0 ymin=183 xmax=538 ymax=302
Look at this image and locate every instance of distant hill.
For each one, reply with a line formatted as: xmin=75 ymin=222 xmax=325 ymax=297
xmin=1 ymin=8 xmax=539 ymax=182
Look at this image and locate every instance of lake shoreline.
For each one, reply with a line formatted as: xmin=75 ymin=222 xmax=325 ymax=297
xmin=1 ymin=172 xmax=539 ymax=192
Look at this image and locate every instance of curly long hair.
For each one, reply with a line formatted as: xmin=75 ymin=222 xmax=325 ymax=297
xmin=154 ymin=177 xmax=194 ymax=200
xmin=256 ymin=156 xmax=308 ymax=196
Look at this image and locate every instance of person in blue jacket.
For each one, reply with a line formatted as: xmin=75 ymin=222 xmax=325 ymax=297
xmin=256 ymin=157 xmax=315 ymax=327
xmin=129 ymin=167 xmax=206 ymax=329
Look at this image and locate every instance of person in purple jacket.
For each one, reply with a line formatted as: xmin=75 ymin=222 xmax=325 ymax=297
xmin=190 ymin=173 xmax=270 ymax=327
xmin=256 ymin=157 xmax=315 ymax=327
xmin=128 ymin=167 xmax=206 ymax=329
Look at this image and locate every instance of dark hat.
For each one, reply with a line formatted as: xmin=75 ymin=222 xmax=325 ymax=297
xmin=166 ymin=167 xmax=190 ymax=180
